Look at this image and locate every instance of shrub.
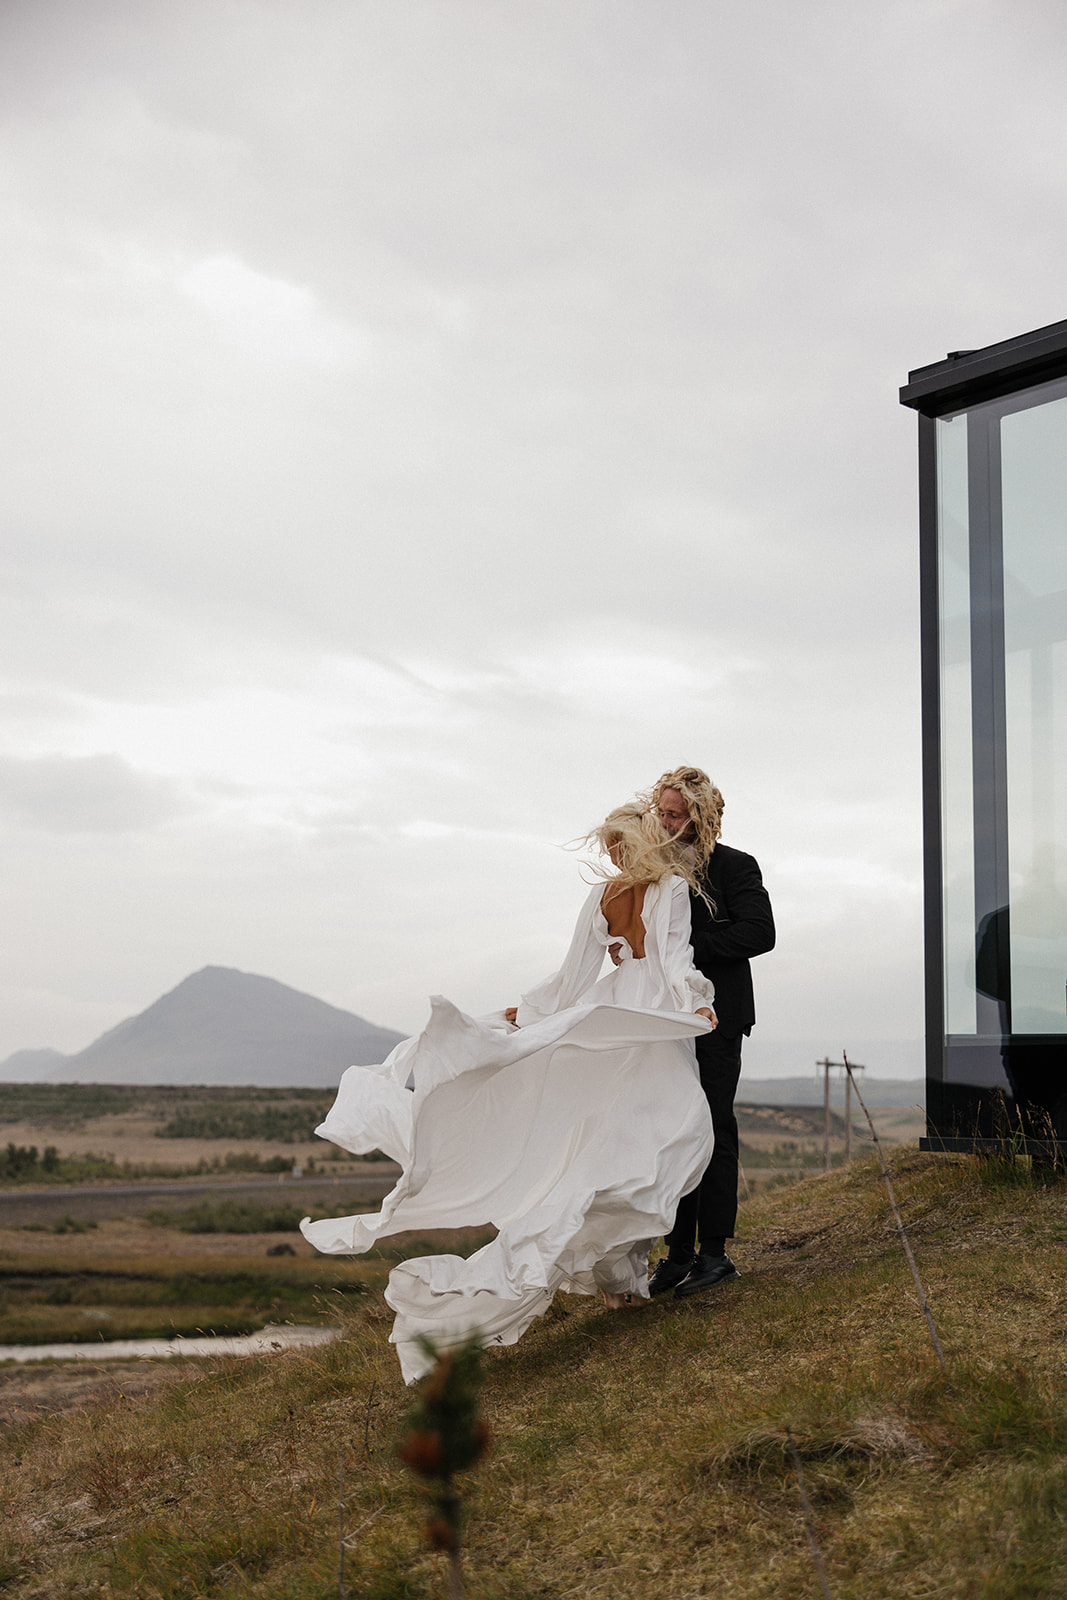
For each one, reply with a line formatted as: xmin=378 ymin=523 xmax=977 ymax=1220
xmin=146 ymin=1199 xmax=309 ymax=1234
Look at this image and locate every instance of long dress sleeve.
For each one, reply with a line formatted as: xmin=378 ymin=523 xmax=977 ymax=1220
xmin=514 ymin=885 xmax=608 ymax=1025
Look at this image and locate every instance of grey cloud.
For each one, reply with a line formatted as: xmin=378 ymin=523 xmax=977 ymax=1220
xmin=0 ymin=753 xmax=192 ymax=833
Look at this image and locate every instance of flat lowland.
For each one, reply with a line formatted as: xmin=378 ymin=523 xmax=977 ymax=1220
xmin=0 ymin=1080 xmax=923 ymax=1192
xmin=1 ymin=1147 xmax=1065 ymax=1598
xmin=0 ymin=1205 xmax=486 ymax=1351
xmin=0 ymin=1084 xmax=361 ymax=1178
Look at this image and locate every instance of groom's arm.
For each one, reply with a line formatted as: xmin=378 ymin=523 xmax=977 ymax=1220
xmin=689 ymin=852 xmax=775 ymax=968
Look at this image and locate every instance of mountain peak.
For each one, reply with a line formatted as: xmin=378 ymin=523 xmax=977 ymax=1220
xmin=4 ymin=969 xmax=407 ymax=1087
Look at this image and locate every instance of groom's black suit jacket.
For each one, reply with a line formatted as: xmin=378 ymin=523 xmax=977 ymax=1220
xmin=688 ymin=843 xmax=775 ymax=1037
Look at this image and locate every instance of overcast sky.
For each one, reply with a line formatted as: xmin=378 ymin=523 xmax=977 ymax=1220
xmin=2 ymin=0 xmax=1065 ymax=1077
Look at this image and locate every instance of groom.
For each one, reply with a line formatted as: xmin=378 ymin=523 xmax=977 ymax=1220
xmin=643 ymin=766 xmax=775 ymax=1298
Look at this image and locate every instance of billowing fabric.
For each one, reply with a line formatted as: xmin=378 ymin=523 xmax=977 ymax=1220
xmin=301 ymin=875 xmax=714 ymax=1382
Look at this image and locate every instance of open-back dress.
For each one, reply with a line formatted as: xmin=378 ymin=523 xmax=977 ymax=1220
xmin=301 ymin=873 xmax=715 ymax=1382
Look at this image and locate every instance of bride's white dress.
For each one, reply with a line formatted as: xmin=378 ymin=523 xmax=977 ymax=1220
xmin=301 ymin=874 xmax=715 ymax=1382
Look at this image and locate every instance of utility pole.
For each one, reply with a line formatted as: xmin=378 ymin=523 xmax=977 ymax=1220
xmin=816 ymin=1057 xmax=866 ymax=1170
xmin=817 ymin=1057 xmax=834 ymax=1171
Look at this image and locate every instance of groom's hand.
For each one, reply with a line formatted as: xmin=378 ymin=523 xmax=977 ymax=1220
xmin=608 ymin=942 xmax=623 ymax=966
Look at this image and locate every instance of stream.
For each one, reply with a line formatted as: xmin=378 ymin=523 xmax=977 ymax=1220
xmin=0 ymin=1323 xmax=342 ymax=1364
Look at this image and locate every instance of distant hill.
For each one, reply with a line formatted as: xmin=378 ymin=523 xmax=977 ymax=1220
xmin=0 ymin=967 xmax=407 ymax=1086
xmin=740 ymin=1037 xmax=925 ymax=1079
xmin=0 ymin=1048 xmax=68 ymax=1082
xmin=739 ymin=1076 xmax=924 ymax=1107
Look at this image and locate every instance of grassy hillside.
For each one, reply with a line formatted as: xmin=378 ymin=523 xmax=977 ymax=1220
xmin=1 ymin=1149 xmax=1065 ymax=1597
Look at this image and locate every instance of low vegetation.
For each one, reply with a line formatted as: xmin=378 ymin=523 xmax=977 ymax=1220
xmin=0 ymin=1144 xmax=62 ymax=1181
xmin=0 ymin=1085 xmax=153 ymax=1129
xmin=0 ymin=1148 xmax=1064 ymax=1596
xmin=22 ymin=1214 xmax=99 ymax=1236
xmin=0 ymin=1085 xmax=338 ymax=1133
xmin=146 ymin=1199 xmax=320 ymax=1235
xmin=154 ymin=1105 xmax=340 ymax=1144
xmin=0 ymin=1147 xmax=302 ymax=1185
xmin=739 ymin=1138 xmax=849 ymax=1170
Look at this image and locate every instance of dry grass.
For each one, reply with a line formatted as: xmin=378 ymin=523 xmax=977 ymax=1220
xmin=1 ymin=1150 xmax=1065 ymax=1597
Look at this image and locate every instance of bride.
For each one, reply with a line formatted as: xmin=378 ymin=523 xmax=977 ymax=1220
xmin=301 ymin=801 xmax=717 ymax=1382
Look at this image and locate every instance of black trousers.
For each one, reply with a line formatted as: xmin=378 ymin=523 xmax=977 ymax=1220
xmin=665 ymin=1030 xmax=743 ymax=1252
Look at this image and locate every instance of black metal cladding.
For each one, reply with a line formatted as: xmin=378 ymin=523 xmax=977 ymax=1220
xmin=901 ymin=317 xmax=1067 ymax=418
xmin=902 ymin=319 xmax=1067 ymax=1154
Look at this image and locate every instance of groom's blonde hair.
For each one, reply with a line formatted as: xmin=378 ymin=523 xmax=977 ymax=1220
xmin=648 ymin=766 xmax=724 ymax=874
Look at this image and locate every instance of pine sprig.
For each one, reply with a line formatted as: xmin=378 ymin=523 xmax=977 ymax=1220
xmin=397 ymin=1337 xmax=491 ymax=1595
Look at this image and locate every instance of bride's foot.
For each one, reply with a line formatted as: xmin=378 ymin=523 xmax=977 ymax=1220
xmin=600 ymin=1290 xmax=646 ymax=1311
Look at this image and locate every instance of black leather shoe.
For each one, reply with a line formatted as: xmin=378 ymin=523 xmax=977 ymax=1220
xmin=674 ymin=1253 xmax=740 ymax=1298
xmin=647 ymin=1255 xmax=695 ymax=1296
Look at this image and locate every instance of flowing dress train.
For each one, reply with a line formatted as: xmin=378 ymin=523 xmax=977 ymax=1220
xmin=300 ymin=874 xmax=714 ymax=1382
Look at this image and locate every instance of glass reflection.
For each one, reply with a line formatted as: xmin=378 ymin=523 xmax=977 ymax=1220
xmin=1002 ymin=394 xmax=1067 ymax=1034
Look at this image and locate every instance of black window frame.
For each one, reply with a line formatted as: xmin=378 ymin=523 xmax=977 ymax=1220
xmin=901 ymin=317 xmax=1067 ymax=1156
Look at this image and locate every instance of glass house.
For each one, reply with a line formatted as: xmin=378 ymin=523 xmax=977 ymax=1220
xmin=901 ymin=319 xmax=1067 ymax=1151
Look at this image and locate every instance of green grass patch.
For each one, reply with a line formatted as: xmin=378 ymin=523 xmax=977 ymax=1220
xmin=974 ymin=1145 xmax=1067 ymax=1192
xmin=0 ymin=1083 xmax=337 ymax=1132
xmin=18 ymin=1214 xmax=100 ymax=1236
xmin=0 ymin=1084 xmax=155 ymax=1128
xmin=739 ymin=1138 xmax=849 ymax=1169
xmin=362 ymin=1230 xmax=498 ymax=1263
xmin=146 ymin=1199 xmax=313 ymax=1234
xmin=153 ymin=1099 xmax=336 ymax=1143
xmin=0 ymin=1148 xmax=303 ymax=1186
xmin=0 ymin=1259 xmax=369 ymax=1345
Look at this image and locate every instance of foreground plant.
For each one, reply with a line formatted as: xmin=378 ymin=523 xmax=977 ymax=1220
xmin=397 ymin=1336 xmax=491 ymax=1599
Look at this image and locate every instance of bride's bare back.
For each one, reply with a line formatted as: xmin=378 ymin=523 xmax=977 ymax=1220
xmin=600 ymin=881 xmax=647 ymax=959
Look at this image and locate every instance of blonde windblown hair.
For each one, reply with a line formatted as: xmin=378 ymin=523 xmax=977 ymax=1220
xmin=647 ymin=766 xmax=724 ymax=875
xmin=586 ymin=802 xmax=704 ymax=904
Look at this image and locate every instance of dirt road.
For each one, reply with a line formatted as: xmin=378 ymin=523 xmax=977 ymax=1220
xmin=0 ymin=1169 xmax=398 ymax=1226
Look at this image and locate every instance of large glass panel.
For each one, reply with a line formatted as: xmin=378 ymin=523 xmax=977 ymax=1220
xmin=937 ymin=412 xmax=977 ymax=1034
xmin=1002 ymin=394 xmax=1067 ymax=1032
